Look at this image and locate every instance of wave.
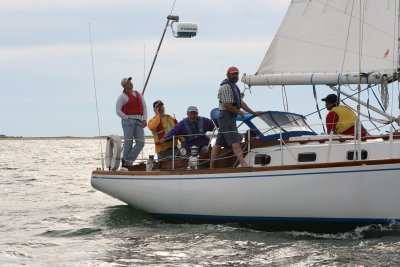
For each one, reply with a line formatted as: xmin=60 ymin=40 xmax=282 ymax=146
xmin=38 ymin=227 xmax=102 ymax=237
xmin=288 ymin=222 xmax=400 ymax=240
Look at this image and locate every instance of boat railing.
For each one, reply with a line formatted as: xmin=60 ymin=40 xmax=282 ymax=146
xmin=166 ymin=127 xmax=297 ymax=169
xmin=118 ymin=118 xmax=397 ymax=169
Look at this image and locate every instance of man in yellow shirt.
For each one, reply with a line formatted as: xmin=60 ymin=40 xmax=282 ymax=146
xmin=147 ymin=100 xmax=180 ymax=160
xmin=322 ymin=94 xmax=368 ymax=136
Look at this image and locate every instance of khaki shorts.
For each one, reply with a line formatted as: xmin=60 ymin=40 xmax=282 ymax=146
xmin=215 ymin=110 xmax=242 ymax=148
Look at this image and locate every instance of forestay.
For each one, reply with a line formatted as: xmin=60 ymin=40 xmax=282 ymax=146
xmin=242 ymin=0 xmax=400 ymax=86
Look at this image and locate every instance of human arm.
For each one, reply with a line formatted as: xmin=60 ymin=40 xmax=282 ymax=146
xmin=204 ymin=117 xmax=217 ymax=131
xmin=147 ymin=115 xmax=162 ymax=131
xmin=160 ymin=121 xmax=185 ymax=143
xmin=138 ymin=92 xmax=148 ymax=121
xmin=326 ymin=111 xmax=339 ymax=134
xmin=219 ymin=85 xmax=260 ymax=117
xmin=223 ymin=103 xmax=245 ymax=117
xmin=115 ymin=94 xmax=129 ymax=119
xmin=240 ymin=101 xmax=262 ymax=116
xmin=138 ymin=91 xmax=148 ymax=127
xmin=218 ymin=85 xmax=244 ymax=117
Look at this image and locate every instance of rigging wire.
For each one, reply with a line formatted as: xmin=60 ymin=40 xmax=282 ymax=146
xmin=143 ymin=44 xmax=146 ymax=90
xmin=89 ymin=22 xmax=105 ymax=170
xmin=141 ymin=43 xmax=146 ymax=161
xmin=168 ymin=1 xmax=178 ymax=36
xmin=397 ymin=0 xmax=400 ymax=118
xmin=354 ymin=0 xmax=365 ymax=150
xmin=311 ymin=83 xmax=326 ymax=134
xmin=169 ymin=0 xmax=177 ymax=15
xmin=392 ymin=0 xmax=399 ymax=122
xmin=260 ymin=86 xmax=372 ymax=137
xmin=340 ymin=0 xmax=355 ymax=77
xmin=369 ymin=86 xmax=397 ymax=129
xmin=344 ymin=102 xmax=391 ymax=125
xmin=358 ymin=0 xmax=366 ymax=79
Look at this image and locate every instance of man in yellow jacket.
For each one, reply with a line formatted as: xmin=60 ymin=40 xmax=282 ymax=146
xmin=147 ymin=100 xmax=180 ymax=160
xmin=322 ymin=94 xmax=368 ymax=136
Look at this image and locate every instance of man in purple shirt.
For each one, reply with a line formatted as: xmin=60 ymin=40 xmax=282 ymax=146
xmin=159 ymin=106 xmax=215 ymax=154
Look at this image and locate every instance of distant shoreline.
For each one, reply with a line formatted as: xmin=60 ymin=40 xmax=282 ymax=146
xmin=0 ymin=136 xmax=155 ymax=140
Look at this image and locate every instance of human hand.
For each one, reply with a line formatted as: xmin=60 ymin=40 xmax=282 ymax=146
xmin=155 ymin=140 xmax=164 ymax=145
xmin=155 ymin=107 xmax=162 ymax=116
xmin=238 ymin=110 xmax=245 ymax=117
xmin=253 ymin=111 xmax=263 ymax=116
xmin=142 ymin=120 xmax=147 ymax=128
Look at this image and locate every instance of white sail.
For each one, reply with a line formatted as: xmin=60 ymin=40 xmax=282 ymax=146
xmin=243 ymin=0 xmax=400 ymax=86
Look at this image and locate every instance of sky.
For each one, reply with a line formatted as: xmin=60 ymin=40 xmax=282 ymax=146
xmin=1 ymin=0 xmax=398 ymax=137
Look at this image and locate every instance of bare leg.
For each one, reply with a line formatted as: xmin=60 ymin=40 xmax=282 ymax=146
xmin=209 ymin=144 xmax=221 ymax=169
xmin=232 ymin=142 xmax=248 ymax=167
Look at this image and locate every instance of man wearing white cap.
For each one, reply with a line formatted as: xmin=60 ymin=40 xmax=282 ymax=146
xmin=116 ymin=77 xmax=148 ymax=169
xmin=159 ymin=106 xmax=215 ymax=154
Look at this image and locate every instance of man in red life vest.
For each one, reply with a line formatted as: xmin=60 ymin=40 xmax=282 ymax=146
xmin=116 ymin=77 xmax=148 ymax=169
xmin=322 ymin=93 xmax=368 ymax=137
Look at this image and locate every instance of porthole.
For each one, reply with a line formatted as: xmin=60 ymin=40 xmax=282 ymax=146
xmin=254 ymin=154 xmax=271 ymax=166
xmin=347 ymin=150 xmax=368 ymax=160
xmin=298 ymin=152 xmax=317 ymax=162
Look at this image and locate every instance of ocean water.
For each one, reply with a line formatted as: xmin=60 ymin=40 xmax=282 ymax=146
xmin=1 ymin=138 xmax=400 ymax=266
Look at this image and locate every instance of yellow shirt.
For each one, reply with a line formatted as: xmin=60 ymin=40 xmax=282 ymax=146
xmin=331 ymin=105 xmax=357 ymax=134
xmin=148 ymin=114 xmax=178 ymax=153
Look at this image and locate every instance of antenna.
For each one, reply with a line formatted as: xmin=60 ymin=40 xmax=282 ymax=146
xmin=141 ymin=15 xmax=198 ymax=96
xmin=89 ymin=22 xmax=105 ymax=170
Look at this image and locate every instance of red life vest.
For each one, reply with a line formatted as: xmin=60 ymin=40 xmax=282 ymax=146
xmin=122 ymin=91 xmax=143 ymax=115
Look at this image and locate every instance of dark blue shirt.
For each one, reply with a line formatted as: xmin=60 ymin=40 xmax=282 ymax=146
xmin=163 ymin=116 xmax=215 ymax=150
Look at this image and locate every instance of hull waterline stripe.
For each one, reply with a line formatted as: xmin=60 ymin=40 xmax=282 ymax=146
xmin=151 ymin=213 xmax=400 ymax=223
xmin=92 ymin=166 xmax=400 ymax=181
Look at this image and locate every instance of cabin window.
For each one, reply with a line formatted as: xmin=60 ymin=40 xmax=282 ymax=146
xmin=347 ymin=150 xmax=368 ymax=160
xmin=298 ymin=152 xmax=317 ymax=162
xmin=254 ymin=154 xmax=271 ymax=166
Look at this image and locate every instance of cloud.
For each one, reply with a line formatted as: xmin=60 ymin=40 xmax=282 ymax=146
xmin=0 ymin=0 xmax=292 ymax=136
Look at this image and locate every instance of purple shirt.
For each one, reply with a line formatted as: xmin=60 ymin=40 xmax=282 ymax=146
xmin=163 ymin=116 xmax=215 ymax=150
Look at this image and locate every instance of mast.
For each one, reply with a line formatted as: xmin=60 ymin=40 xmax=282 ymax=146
xmin=142 ymin=15 xmax=179 ymax=96
xmin=356 ymin=0 xmax=364 ymax=160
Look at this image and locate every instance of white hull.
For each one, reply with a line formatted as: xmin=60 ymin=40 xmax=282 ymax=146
xmin=90 ymin=0 xmax=400 ymax=232
xmin=91 ymin=161 xmax=400 ymax=227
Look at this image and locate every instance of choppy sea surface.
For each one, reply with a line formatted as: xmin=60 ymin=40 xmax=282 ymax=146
xmin=1 ymin=138 xmax=400 ymax=266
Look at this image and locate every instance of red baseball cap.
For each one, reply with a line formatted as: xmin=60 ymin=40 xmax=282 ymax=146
xmin=227 ymin=66 xmax=239 ymax=74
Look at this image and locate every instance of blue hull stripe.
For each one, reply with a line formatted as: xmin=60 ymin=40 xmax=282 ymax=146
xmin=92 ymin=166 xmax=400 ymax=181
xmin=152 ymin=213 xmax=400 ymax=223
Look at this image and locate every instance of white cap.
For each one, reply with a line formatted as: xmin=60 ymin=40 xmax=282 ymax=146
xmin=121 ymin=77 xmax=132 ymax=87
xmin=187 ymin=106 xmax=198 ymax=113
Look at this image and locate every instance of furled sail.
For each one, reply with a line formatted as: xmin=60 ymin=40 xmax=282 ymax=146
xmin=242 ymin=0 xmax=400 ymax=86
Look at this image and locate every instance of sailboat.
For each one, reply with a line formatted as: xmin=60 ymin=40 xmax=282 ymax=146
xmin=91 ymin=0 xmax=400 ymax=233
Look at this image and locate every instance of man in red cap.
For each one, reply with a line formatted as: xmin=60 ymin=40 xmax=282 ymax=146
xmin=210 ymin=66 xmax=262 ymax=168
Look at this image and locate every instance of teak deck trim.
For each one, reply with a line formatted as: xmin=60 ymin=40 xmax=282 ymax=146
xmin=92 ymin=158 xmax=400 ymax=176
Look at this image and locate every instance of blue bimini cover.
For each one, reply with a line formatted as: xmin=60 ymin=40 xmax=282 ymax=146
xmin=237 ymin=111 xmax=316 ymax=141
